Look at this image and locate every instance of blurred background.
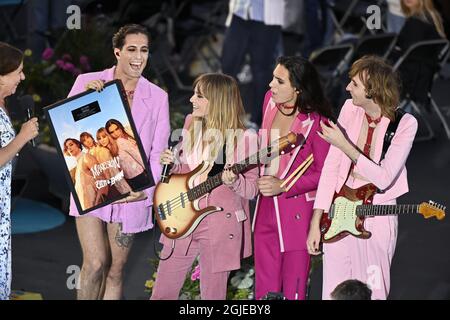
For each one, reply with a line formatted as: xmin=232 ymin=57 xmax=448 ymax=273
xmin=1 ymin=0 xmax=449 ymax=299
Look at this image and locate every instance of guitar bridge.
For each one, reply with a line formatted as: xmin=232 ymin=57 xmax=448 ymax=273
xmin=157 ymin=203 xmax=166 ymax=220
xmin=166 ymin=200 xmax=172 ymax=215
xmin=329 ymin=204 xmax=335 ymax=219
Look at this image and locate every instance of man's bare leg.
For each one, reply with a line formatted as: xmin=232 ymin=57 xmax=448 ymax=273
xmin=75 ymin=216 xmax=110 ymax=300
xmin=103 ymin=223 xmax=134 ymax=300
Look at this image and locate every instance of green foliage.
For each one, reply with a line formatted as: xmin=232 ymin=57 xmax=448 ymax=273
xmin=145 ymin=256 xmax=255 ymax=300
xmin=170 ymin=111 xmax=187 ymax=131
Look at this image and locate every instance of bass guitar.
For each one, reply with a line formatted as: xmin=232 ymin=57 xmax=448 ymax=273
xmin=154 ymin=132 xmax=303 ymax=239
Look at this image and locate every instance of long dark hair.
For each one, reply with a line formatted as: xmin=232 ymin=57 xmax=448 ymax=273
xmin=276 ymin=56 xmax=333 ymax=119
xmin=105 ymin=119 xmax=135 ymax=141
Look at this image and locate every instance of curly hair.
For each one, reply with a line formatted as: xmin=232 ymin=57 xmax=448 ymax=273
xmin=112 ymin=24 xmax=150 ymax=50
xmin=63 ymin=138 xmax=83 ymax=154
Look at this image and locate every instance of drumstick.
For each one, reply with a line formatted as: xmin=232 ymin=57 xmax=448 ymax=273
xmin=280 ymin=154 xmax=313 ymax=188
xmin=284 ymin=157 xmax=313 ymax=192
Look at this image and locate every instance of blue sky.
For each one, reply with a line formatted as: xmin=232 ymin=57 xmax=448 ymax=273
xmin=47 ymin=84 xmax=133 ymax=150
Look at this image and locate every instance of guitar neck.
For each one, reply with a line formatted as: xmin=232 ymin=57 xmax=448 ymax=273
xmin=187 ymin=145 xmax=273 ymax=201
xmin=356 ymin=204 xmax=420 ymax=216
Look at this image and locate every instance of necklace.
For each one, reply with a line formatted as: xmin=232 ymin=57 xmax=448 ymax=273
xmin=276 ymin=103 xmax=297 ymax=116
xmin=125 ymin=90 xmax=135 ymax=100
xmin=365 ymin=113 xmax=382 ymax=127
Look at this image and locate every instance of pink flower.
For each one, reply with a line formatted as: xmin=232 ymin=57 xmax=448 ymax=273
xmin=79 ymin=55 xmax=91 ymax=71
xmin=63 ymin=62 xmax=75 ymax=73
xmin=190 ymin=264 xmax=200 ymax=281
xmin=62 ymin=53 xmax=72 ymax=61
xmin=55 ymin=59 xmax=65 ymax=69
xmin=42 ymin=48 xmax=54 ymax=61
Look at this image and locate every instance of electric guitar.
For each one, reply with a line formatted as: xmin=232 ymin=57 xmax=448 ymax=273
xmin=320 ymin=183 xmax=446 ymax=243
xmin=154 ymin=132 xmax=303 ymax=239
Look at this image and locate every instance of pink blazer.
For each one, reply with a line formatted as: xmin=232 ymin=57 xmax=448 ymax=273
xmin=253 ymin=91 xmax=331 ymax=252
xmin=314 ymin=99 xmax=418 ymax=211
xmin=159 ymin=115 xmax=258 ymax=273
xmin=67 ymin=66 xmax=170 ymax=233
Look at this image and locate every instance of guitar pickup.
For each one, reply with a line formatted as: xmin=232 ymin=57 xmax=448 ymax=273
xmin=166 ymin=200 xmax=172 ymax=215
xmin=180 ymin=193 xmax=185 ymax=208
xmin=157 ymin=204 xmax=166 ymax=220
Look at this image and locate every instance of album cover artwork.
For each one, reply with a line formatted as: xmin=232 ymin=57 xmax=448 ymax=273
xmin=45 ymin=80 xmax=154 ymax=214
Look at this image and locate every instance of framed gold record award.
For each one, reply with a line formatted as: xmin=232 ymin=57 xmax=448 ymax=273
xmin=45 ymin=80 xmax=154 ymax=214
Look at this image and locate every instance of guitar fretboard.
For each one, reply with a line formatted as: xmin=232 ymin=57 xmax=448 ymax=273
xmin=356 ymin=204 xmax=419 ymax=216
xmin=186 ymin=146 xmax=274 ymax=201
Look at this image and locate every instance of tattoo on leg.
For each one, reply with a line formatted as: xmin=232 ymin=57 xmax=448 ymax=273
xmin=115 ymin=224 xmax=134 ymax=249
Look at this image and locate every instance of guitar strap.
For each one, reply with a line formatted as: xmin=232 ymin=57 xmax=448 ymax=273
xmin=208 ymin=143 xmax=227 ymax=177
xmin=377 ymin=108 xmax=406 ymax=194
xmin=381 ymin=108 xmax=406 ymax=161
xmin=342 ymin=108 xmax=407 ymax=194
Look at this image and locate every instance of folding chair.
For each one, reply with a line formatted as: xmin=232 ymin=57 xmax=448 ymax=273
xmin=327 ymin=0 xmax=387 ymax=42
xmin=144 ymin=0 xmax=228 ymax=92
xmin=351 ymin=32 xmax=397 ymax=62
xmin=310 ymin=43 xmax=354 ymax=81
xmin=393 ymin=39 xmax=450 ymax=141
xmin=310 ymin=43 xmax=354 ymax=110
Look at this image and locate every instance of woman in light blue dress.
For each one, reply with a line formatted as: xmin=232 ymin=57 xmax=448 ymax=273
xmin=0 ymin=42 xmax=39 ymax=300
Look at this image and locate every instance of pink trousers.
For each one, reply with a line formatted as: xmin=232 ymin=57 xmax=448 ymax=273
xmin=254 ymin=196 xmax=311 ymax=300
xmin=150 ymin=218 xmax=230 ymax=300
xmin=322 ymin=215 xmax=398 ymax=300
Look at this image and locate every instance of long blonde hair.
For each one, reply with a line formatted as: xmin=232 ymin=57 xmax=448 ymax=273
xmin=401 ymin=0 xmax=446 ymax=38
xmin=96 ymin=127 xmax=119 ymax=156
xmin=188 ymin=73 xmax=246 ymax=159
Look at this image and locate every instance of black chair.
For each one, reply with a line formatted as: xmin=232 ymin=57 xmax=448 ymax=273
xmin=310 ymin=43 xmax=354 ymax=110
xmin=351 ymin=32 xmax=397 ymax=62
xmin=143 ymin=0 xmax=228 ymax=92
xmin=327 ymin=0 xmax=387 ymax=41
xmin=310 ymin=43 xmax=354 ymax=79
xmin=393 ymin=39 xmax=450 ymax=141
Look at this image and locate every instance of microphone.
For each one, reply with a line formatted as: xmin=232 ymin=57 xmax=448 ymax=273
xmin=18 ymin=95 xmax=36 ymax=147
xmin=160 ymin=137 xmax=182 ymax=183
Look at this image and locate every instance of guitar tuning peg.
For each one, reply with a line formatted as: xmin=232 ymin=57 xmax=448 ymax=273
xmin=291 ymin=144 xmax=296 ymax=148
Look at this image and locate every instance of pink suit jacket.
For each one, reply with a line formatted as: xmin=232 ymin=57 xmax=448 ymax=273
xmin=314 ymin=99 xmax=418 ymax=211
xmin=159 ymin=115 xmax=258 ymax=273
xmin=68 ymin=66 xmax=170 ymax=233
xmin=253 ymin=91 xmax=331 ymax=252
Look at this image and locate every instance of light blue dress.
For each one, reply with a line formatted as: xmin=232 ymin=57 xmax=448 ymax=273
xmin=0 ymin=107 xmax=15 ymax=300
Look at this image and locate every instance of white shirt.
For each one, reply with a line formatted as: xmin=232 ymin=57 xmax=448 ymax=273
xmin=226 ymin=0 xmax=285 ymax=26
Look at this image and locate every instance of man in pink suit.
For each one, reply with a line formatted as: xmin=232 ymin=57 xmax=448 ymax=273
xmin=67 ymin=24 xmax=170 ymax=299
xmin=308 ymin=55 xmax=418 ymax=300
xmin=254 ymin=56 xmax=332 ymax=300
